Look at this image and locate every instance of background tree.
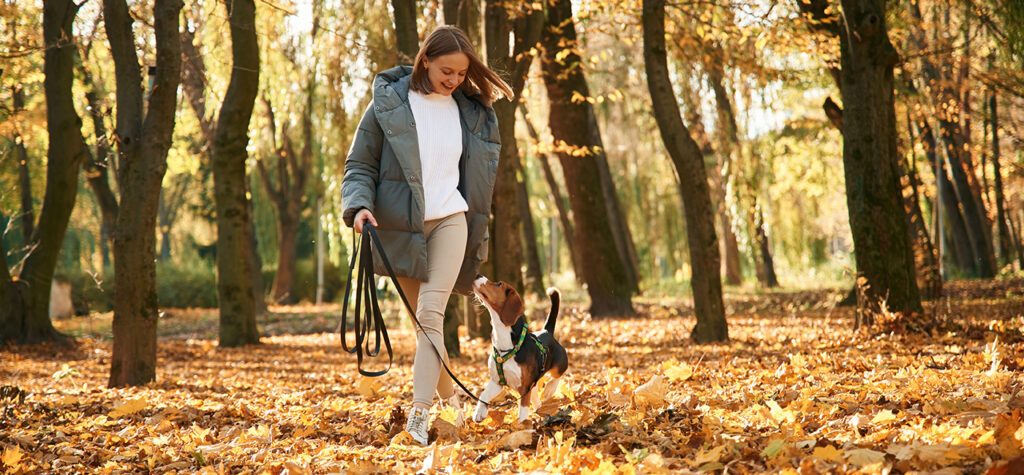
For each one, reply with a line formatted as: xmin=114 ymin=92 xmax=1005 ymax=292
xmin=837 ymin=0 xmax=922 ymax=316
xmin=212 ymin=0 xmax=262 ymax=346
xmin=105 ymin=0 xmax=185 ymax=385
xmin=0 ymin=0 xmax=88 ymax=343
xmin=642 ymin=0 xmax=727 ymax=342
xmin=541 ymin=0 xmax=636 ymax=317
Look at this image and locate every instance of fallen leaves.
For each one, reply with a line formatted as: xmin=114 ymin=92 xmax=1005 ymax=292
xmin=2 ymin=280 xmax=1024 ymax=473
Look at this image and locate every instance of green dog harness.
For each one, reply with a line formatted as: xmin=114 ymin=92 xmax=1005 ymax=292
xmin=493 ymin=325 xmax=548 ymax=387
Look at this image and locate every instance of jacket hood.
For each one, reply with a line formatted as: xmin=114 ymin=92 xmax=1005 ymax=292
xmin=371 ymin=65 xmax=492 ymax=135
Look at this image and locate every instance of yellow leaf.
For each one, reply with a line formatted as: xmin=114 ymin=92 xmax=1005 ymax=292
xmin=633 ymin=375 xmax=668 ymax=408
xmin=766 ymin=400 xmax=796 ymax=425
xmin=109 ymin=398 xmax=148 ymax=418
xmin=871 ymin=409 xmax=897 ymax=425
xmin=1 ymin=445 xmax=24 ymax=470
xmin=662 ymin=361 xmax=694 ymax=382
xmin=356 ymin=376 xmax=382 ymax=400
xmin=498 ymin=430 xmax=534 ymax=450
xmin=812 ymin=445 xmax=843 ymax=462
xmin=693 ymin=444 xmax=726 ymax=466
xmin=762 ymin=439 xmax=786 ymax=458
xmin=845 ymin=448 xmax=885 ymax=467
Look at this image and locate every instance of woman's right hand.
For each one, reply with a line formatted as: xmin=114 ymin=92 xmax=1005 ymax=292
xmin=353 ymin=208 xmax=378 ymax=234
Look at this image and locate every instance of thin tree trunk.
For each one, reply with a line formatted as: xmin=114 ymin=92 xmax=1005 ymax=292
xmin=515 ymin=160 xmax=545 ymax=296
xmin=443 ymin=0 xmax=481 ymax=47
xmin=543 ymin=0 xmax=634 ymax=317
xmin=642 ymin=0 xmax=727 ymax=341
xmin=391 ymin=0 xmax=418 ymax=63
xmin=919 ymin=119 xmax=974 ymax=273
xmin=899 ymin=123 xmax=941 ymax=299
xmin=837 ymin=0 xmax=922 ymax=315
xmin=212 ymin=0 xmax=261 ymax=347
xmin=753 ymin=207 xmax=779 ymax=288
xmin=593 ymin=146 xmax=641 ymax=294
xmin=520 ymin=104 xmax=583 ymax=282
xmin=13 ymin=86 xmax=34 ymax=242
xmin=483 ymin=0 xmax=542 ymax=294
xmin=106 ymin=0 xmax=184 ymax=386
xmin=990 ymin=90 xmax=1013 ymax=267
xmin=0 ymin=0 xmax=87 ymax=344
xmin=271 ymin=215 xmax=299 ymax=303
xmin=76 ymin=54 xmax=120 ymax=256
xmin=704 ymin=55 xmax=744 ymax=286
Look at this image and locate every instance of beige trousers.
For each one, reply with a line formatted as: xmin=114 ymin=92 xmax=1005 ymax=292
xmin=395 ymin=212 xmax=467 ymax=407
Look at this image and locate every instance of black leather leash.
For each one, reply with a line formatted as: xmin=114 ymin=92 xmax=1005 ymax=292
xmin=339 ymin=222 xmax=514 ymax=407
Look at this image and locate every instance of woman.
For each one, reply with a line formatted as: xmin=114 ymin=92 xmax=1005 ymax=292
xmin=341 ymin=25 xmax=512 ymax=445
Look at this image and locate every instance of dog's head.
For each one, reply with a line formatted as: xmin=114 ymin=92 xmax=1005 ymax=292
xmin=472 ymin=275 xmax=524 ymax=327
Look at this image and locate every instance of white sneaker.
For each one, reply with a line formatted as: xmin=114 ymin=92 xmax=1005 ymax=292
xmin=405 ymin=406 xmax=430 ymax=446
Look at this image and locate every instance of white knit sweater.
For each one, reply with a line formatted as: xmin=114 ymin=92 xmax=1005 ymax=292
xmin=408 ymin=90 xmax=468 ymax=221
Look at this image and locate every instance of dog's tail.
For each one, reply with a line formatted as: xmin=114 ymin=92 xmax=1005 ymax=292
xmin=543 ymin=287 xmax=560 ymax=334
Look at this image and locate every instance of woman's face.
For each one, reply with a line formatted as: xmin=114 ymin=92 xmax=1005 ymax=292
xmin=422 ymin=52 xmax=469 ymax=96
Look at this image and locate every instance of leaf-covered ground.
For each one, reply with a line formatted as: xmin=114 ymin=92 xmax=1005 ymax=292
xmin=3 ymin=280 xmax=1024 ymax=474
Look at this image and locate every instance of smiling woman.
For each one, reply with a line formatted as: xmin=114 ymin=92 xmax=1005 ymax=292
xmin=340 ymin=25 xmax=512 ymax=446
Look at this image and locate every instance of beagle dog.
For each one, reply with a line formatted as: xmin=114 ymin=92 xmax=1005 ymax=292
xmin=471 ymin=276 xmax=569 ymax=423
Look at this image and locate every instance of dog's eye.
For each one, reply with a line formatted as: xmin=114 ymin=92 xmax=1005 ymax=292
xmin=505 ymin=288 xmax=511 ymax=295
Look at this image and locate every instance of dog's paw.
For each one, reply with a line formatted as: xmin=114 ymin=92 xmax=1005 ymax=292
xmin=473 ymin=404 xmax=488 ymax=423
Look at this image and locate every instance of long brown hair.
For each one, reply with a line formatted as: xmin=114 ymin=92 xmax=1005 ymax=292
xmin=410 ymin=26 xmax=513 ymax=107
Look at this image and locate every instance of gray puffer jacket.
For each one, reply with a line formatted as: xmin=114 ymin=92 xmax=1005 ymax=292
xmin=341 ymin=65 xmax=500 ymax=295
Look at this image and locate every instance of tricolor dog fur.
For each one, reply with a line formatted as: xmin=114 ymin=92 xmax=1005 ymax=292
xmin=471 ymin=275 xmax=569 ymax=423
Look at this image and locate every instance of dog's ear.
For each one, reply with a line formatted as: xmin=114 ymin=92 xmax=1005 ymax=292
xmin=499 ymin=290 xmax=524 ymax=327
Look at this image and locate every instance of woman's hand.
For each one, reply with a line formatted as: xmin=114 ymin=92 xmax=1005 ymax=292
xmin=353 ymin=208 xmax=378 ymax=233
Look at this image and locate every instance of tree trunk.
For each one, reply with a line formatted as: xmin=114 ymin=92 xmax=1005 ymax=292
xmin=0 ymin=0 xmax=88 ymax=344
xmin=898 ymin=134 xmax=941 ymax=299
xmin=753 ymin=207 xmax=779 ymax=288
xmin=990 ymin=90 xmax=1013 ymax=267
xmin=515 ymin=159 xmax=546 ymax=296
xmin=13 ymin=86 xmax=34 ymax=242
xmin=520 ymin=104 xmax=584 ymax=282
xmin=837 ymin=0 xmax=922 ymax=315
xmin=443 ymin=0 xmax=481 ymax=47
xmin=271 ymin=214 xmax=299 ymax=303
xmin=106 ymin=0 xmax=184 ymax=386
xmin=213 ymin=0 xmax=261 ymax=347
xmin=593 ymin=146 xmax=641 ymax=294
xmin=919 ymin=119 xmax=974 ymax=273
xmin=391 ymin=0 xmax=418 ymax=63
xmin=443 ymin=295 xmax=461 ymax=358
xmin=543 ymin=0 xmax=634 ymax=317
xmin=642 ymin=0 xmax=727 ymax=341
xmin=76 ymin=55 xmax=120 ymax=255
xmin=704 ymin=56 xmax=743 ymax=286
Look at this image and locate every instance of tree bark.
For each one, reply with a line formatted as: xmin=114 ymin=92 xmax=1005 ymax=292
xmin=391 ymin=0 xmax=418 ymax=63
xmin=12 ymin=86 xmax=34 ymax=242
xmin=213 ymin=0 xmax=261 ymax=346
xmin=543 ymin=0 xmax=635 ymax=317
xmin=443 ymin=0 xmax=481 ymax=47
xmin=75 ymin=53 xmax=120 ymax=258
xmin=515 ymin=159 xmax=546 ymax=296
xmin=642 ymin=0 xmax=727 ymax=341
xmin=0 ymin=0 xmax=87 ymax=344
xmin=917 ymin=118 xmax=974 ymax=273
xmin=483 ymin=0 xmax=541 ymax=294
xmin=520 ymin=104 xmax=584 ymax=282
xmin=181 ymin=25 xmax=267 ymax=315
xmin=704 ymin=57 xmax=747 ymax=287
xmin=990 ymin=90 xmax=1014 ymax=267
xmin=898 ymin=135 xmax=941 ymax=299
xmin=753 ymin=207 xmax=779 ymax=288
xmin=837 ymin=0 xmax=921 ymax=315
xmin=106 ymin=0 xmax=184 ymax=386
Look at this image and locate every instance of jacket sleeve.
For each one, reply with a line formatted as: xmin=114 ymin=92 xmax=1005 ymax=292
xmin=342 ymin=104 xmax=384 ymax=227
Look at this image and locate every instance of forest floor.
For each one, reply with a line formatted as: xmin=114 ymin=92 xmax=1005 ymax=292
xmin=2 ymin=279 xmax=1024 ymax=474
